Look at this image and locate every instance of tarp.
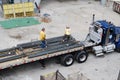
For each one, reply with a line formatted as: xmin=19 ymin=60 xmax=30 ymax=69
xmin=0 ymin=17 xmax=40 ymax=29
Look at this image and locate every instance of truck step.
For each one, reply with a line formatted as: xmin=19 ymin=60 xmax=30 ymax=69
xmin=96 ymin=53 xmax=104 ymax=57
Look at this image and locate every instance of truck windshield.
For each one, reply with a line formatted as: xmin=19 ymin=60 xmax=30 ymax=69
xmin=93 ymin=22 xmax=102 ymax=33
xmin=94 ymin=26 xmax=98 ymax=33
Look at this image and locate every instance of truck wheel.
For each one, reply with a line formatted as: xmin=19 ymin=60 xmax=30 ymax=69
xmin=76 ymin=51 xmax=88 ymax=63
xmin=61 ymin=54 xmax=74 ymax=66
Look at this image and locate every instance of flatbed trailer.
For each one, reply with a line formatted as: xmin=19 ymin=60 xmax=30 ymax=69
xmin=0 ymin=36 xmax=91 ymax=70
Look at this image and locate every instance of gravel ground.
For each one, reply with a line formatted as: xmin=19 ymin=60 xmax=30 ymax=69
xmin=0 ymin=0 xmax=120 ymax=80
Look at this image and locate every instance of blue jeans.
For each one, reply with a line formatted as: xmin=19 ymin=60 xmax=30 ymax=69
xmin=41 ymin=41 xmax=46 ymax=48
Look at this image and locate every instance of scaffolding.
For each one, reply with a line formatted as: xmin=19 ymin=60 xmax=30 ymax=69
xmin=0 ymin=17 xmax=40 ymax=29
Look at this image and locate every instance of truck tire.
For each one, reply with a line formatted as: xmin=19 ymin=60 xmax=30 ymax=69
xmin=61 ymin=54 xmax=74 ymax=66
xmin=76 ymin=51 xmax=88 ymax=63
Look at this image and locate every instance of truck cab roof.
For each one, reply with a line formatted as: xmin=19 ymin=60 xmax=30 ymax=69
xmin=97 ymin=20 xmax=120 ymax=34
xmin=97 ymin=20 xmax=115 ymax=29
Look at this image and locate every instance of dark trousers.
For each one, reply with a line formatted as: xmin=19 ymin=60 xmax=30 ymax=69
xmin=41 ymin=40 xmax=46 ymax=48
xmin=39 ymin=60 xmax=45 ymax=67
xmin=63 ymin=35 xmax=71 ymax=41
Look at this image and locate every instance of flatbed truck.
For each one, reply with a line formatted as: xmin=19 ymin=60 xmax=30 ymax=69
xmin=0 ymin=18 xmax=120 ymax=70
xmin=0 ymin=36 xmax=90 ymax=69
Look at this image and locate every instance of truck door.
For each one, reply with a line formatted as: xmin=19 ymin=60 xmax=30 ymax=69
xmin=115 ymin=34 xmax=120 ymax=52
xmin=115 ymin=27 xmax=120 ymax=51
xmin=89 ymin=22 xmax=102 ymax=44
xmin=104 ymin=27 xmax=115 ymax=45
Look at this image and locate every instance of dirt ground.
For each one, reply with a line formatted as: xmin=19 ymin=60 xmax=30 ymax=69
xmin=0 ymin=0 xmax=120 ymax=80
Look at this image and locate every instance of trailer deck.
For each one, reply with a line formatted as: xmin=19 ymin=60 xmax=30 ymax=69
xmin=0 ymin=36 xmax=84 ymax=70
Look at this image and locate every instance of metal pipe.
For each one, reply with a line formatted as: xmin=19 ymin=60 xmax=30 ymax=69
xmin=92 ymin=14 xmax=95 ymax=24
xmin=0 ymin=51 xmax=16 ymax=57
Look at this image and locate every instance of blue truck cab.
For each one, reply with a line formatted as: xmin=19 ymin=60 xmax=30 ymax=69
xmin=97 ymin=20 xmax=120 ymax=52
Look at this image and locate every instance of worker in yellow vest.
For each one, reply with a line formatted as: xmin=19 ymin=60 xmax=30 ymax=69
xmin=63 ymin=26 xmax=71 ymax=42
xmin=39 ymin=28 xmax=46 ymax=68
xmin=40 ymin=28 xmax=46 ymax=48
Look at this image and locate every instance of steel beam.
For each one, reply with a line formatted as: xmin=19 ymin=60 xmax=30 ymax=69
xmin=28 ymin=42 xmax=82 ymax=58
xmin=0 ymin=35 xmax=78 ymax=63
xmin=0 ymin=51 xmax=16 ymax=57
xmin=0 ymin=54 xmax=25 ymax=63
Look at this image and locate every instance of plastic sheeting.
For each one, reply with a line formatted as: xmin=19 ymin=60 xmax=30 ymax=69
xmin=0 ymin=17 xmax=40 ymax=29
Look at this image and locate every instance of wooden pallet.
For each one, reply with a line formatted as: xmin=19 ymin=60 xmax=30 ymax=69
xmin=3 ymin=2 xmax=34 ymax=18
xmin=113 ymin=1 xmax=120 ymax=14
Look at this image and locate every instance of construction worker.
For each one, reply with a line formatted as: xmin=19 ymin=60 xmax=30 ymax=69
xmin=40 ymin=28 xmax=46 ymax=48
xmin=39 ymin=28 xmax=46 ymax=68
xmin=63 ymin=26 xmax=71 ymax=42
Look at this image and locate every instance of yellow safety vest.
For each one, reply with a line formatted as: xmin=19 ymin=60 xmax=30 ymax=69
xmin=40 ymin=31 xmax=46 ymax=41
xmin=65 ymin=28 xmax=71 ymax=35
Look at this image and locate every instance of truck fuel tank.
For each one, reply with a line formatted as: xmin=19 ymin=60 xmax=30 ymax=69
xmin=103 ymin=44 xmax=116 ymax=53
